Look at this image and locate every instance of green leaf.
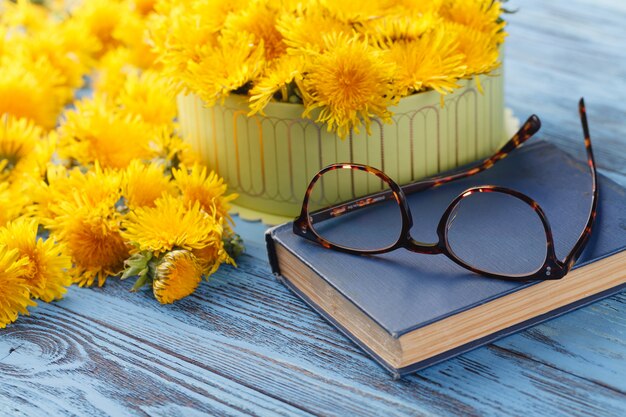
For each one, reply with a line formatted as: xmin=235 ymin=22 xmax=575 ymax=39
xmin=121 ymin=251 xmax=153 ymax=280
xmin=131 ymin=273 xmax=152 ymax=292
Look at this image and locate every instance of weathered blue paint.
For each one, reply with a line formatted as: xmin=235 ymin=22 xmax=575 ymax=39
xmin=1 ymin=1 xmax=625 ymax=415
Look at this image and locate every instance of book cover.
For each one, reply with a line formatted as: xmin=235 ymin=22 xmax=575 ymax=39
xmin=266 ymin=140 xmax=626 ymax=377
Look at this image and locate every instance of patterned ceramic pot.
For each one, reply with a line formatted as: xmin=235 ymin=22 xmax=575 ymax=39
xmin=177 ymin=75 xmax=507 ymax=224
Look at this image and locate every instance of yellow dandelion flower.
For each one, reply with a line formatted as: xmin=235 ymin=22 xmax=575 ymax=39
xmin=48 ymin=201 xmax=128 ymax=287
xmin=388 ymin=28 xmax=467 ymax=96
xmin=320 ymin=0 xmax=398 ymax=23
xmin=122 ymin=160 xmax=175 ymax=210
xmin=92 ymin=48 xmax=141 ymax=99
xmin=122 ymin=194 xmax=224 ymax=256
xmin=172 ymin=164 xmax=237 ymax=226
xmin=445 ymin=21 xmax=501 ymax=77
xmin=31 ymin=164 xmax=121 ymax=226
xmin=192 ymin=241 xmax=235 ymax=276
xmin=0 ymin=55 xmax=66 ymax=130
xmin=0 ymin=114 xmax=56 ymax=185
xmin=129 ymin=0 xmax=158 ymax=16
xmin=0 ymin=115 xmax=42 ymax=182
xmin=117 ymin=71 xmax=177 ymax=126
xmin=441 ymin=0 xmax=506 ymax=44
xmin=57 ymin=164 xmax=124 ymax=213
xmin=249 ymin=54 xmax=305 ymax=114
xmin=143 ymin=127 xmax=201 ymax=169
xmin=58 ymin=97 xmax=159 ymax=169
xmin=113 ymin=11 xmax=158 ymax=69
xmin=71 ymin=0 xmax=126 ymax=56
xmin=0 ymin=182 xmax=28 ymax=227
xmin=395 ymin=0 xmax=444 ymax=13
xmin=301 ymin=32 xmax=397 ymax=138
xmin=441 ymin=0 xmax=506 ymax=81
xmin=186 ymin=32 xmax=266 ymax=105
xmin=152 ymin=249 xmax=204 ymax=304
xmin=0 ymin=245 xmax=32 ymax=329
xmin=44 ymin=166 xmax=127 ymax=287
xmin=276 ymin=6 xmax=353 ymax=53
xmin=0 ymin=218 xmax=72 ymax=302
xmin=362 ymin=10 xmax=441 ymax=44
xmin=23 ymin=164 xmax=71 ymax=223
xmin=0 ymin=25 xmax=6 ymax=57
xmin=56 ymin=19 xmax=101 ymax=69
xmin=153 ymin=130 xmax=201 ymax=168
xmin=1 ymin=0 xmax=49 ymax=32
xmin=222 ymin=1 xmax=286 ymax=62
xmin=13 ymin=20 xmax=97 ymax=92
xmin=149 ymin=0 xmax=242 ymax=89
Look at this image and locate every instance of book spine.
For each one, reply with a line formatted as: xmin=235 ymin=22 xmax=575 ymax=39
xmin=265 ymin=226 xmax=281 ymax=275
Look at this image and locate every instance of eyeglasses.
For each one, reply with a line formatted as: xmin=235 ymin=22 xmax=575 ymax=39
xmin=293 ymin=99 xmax=598 ymax=281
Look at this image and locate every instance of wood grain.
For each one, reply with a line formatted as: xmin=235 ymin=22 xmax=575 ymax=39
xmin=1 ymin=0 xmax=625 ymax=415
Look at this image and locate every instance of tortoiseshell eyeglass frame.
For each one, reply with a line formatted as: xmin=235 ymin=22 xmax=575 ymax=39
xmin=294 ymin=99 xmax=598 ymax=281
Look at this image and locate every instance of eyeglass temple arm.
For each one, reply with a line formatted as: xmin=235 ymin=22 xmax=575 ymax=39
xmin=562 ymin=98 xmax=598 ymax=269
xmin=306 ymin=115 xmax=542 ymax=224
xmin=399 ymin=114 xmax=542 ymax=196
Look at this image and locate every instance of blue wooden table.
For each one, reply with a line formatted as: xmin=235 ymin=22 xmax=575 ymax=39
xmin=1 ymin=1 xmax=625 ymax=415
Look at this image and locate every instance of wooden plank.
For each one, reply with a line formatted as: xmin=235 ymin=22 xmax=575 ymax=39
xmin=504 ymin=0 xmax=626 ymax=176
xmin=0 ymin=303 xmax=313 ymax=416
xmin=494 ymin=293 xmax=626 ymax=392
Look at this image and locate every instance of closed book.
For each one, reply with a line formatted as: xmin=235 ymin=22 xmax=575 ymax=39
xmin=265 ymin=140 xmax=626 ymax=377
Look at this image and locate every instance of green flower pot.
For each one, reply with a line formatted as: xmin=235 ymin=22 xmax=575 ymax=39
xmin=177 ymin=74 xmax=508 ymax=224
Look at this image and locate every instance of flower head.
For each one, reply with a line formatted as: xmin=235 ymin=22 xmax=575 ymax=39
xmin=71 ymin=0 xmax=126 ymax=56
xmin=249 ymin=54 xmax=305 ymax=114
xmin=445 ymin=21 xmax=501 ymax=77
xmin=277 ymin=7 xmax=353 ymax=53
xmin=320 ymin=0 xmax=398 ymax=23
xmin=0 ymin=114 xmax=56 ymax=184
xmin=301 ymin=33 xmax=397 ymax=137
xmin=0 ymin=182 xmax=28 ymax=227
xmin=122 ymin=194 xmax=225 ymax=257
xmin=5 ymin=23 xmax=93 ymax=93
xmin=172 ymin=164 xmax=237 ymax=226
xmin=149 ymin=0 xmax=247 ymax=92
xmin=58 ymin=97 xmax=159 ymax=169
xmin=362 ymin=9 xmax=442 ymax=45
xmin=0 ymin=245 xmax=33 ymax=329
xmin=152 ymin=249 xmax=204 ymax=304
xmin=122 ymin=160 xmax=175 ymax=210
xmin=0 ymin=54 xmax=67 ymax=129
xmin=441 ymin=0 xmax=506 ymax=43
xmin=44 ymin=166 xmax=128 ymax=287
xmin=48 ymin=202 xmax=129 ymax=287
xmin=130 ymin=0 xmax=158 ymax=16
xmin=0 ymin=218 xmax=72 ymax=302
xmin=223 ymin=0 xmax=286 ymax=62
xmin=117 ymin=71 xmax=177 ymax=126
xmin=113 ymin=10 xmax=158 ymax=69
xmin=388 ymin=27 xmax=467 ymax=96
xmin=186 ymin=32 xmax=266 ymax=105
xmin=92 ymin=47 xmax=141 ymax=98
xmin=1 ymin=0 xmax=49 ymax=31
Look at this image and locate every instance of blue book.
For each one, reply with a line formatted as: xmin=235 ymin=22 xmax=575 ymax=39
xmin=265 ymin=140 xmax=626 ymax=377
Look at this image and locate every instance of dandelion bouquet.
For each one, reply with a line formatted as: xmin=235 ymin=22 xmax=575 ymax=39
xmin=0 ymin=0 xmax=242 ymax=329
xmin=151 ymin=0 xmax=508 ymax=137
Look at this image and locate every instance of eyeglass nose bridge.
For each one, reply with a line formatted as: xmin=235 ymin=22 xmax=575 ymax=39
xmin=402 ymin=238 xmax=445 ymax=255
